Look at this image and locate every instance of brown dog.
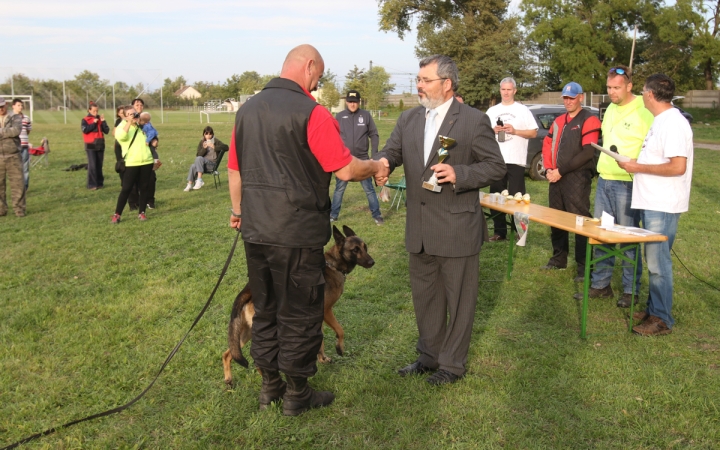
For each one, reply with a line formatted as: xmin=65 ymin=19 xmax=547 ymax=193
xmin=222 ymin=225 xmax=374 ymax=385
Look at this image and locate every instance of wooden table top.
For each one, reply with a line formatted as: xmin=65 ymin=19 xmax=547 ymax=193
xmin=480 ymin=197 xmax=667 ymax=244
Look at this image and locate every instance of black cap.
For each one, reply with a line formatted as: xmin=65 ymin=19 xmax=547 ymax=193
xmin=345 ymin=90 xmax=361 ymax=103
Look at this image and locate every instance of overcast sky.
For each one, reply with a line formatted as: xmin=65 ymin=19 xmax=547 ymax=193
xmin=1 ymin=0 xmax=423 ymax=93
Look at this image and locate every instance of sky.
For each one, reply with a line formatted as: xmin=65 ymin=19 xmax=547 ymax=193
xmin=1 ymin=0 xmax=423 ymax=94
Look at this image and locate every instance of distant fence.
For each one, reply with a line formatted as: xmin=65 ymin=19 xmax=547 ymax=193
xmin=680 ymin=90 xmax=720 ymax=108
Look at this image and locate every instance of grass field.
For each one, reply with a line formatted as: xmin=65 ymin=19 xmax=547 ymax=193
xmin=1 ymin=114 xmax=719 ymax=449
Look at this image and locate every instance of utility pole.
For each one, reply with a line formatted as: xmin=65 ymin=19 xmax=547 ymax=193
xmin=369 ymin=60 xmax=373 ymax=71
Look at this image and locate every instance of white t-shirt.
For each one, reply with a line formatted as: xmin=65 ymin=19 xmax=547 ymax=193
xmin=631 ymin=107 xmax=694 ymax=213
xmin=484 ymin=101 xmax=538 ymax=166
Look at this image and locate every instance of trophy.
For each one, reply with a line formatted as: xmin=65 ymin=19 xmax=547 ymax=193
xmin=422 ymin=135 xmax=455 ymax=192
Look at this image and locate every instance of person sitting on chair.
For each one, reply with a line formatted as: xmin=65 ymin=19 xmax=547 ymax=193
xmin=184 ymin=126 xmax=228 ymax=191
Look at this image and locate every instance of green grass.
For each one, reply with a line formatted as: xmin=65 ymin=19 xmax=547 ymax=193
xmin=1 ymin=117 xmax=719 ymax=449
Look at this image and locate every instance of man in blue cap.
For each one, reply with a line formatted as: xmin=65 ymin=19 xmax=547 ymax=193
xmin=541 ymin=82 xmax=601 ymax=279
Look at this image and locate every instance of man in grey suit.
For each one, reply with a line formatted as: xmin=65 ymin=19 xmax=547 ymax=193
xmin=374 ymin=55 xmax=506 ymax=385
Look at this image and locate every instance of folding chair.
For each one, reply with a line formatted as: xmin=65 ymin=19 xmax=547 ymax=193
xmin=384 ymin=175 xmax=406 ymax=210
xmin=29 ymin=137 xmax=50 ymax=168
xmin=203 ymin=147 xmax=227 ymax=189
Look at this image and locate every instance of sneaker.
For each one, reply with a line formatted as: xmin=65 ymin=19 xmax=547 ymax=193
xmin=541 ymin=264 xmax=566 ymax=270
xmin=138 ymin=213 xmax=147 ymax=221
xmin=374 ymin=216 xmax=384 ymax=225
xmin=111 ymin=213 xmax=121 ymax=224
xmin=573 ymin=285 xmax=614 ymax=301
xmin=633 ymin=310 xmax=649 ymax=322
xmin=184 ymin=183 xmax=192 ymax=192
xmin=489 ymin=234 xmax=507 ymax=242
xmin=147 ymin=202 xmax=155 ymax=210
xmin=330 ymin=216 xmax=338 ymax=223
xmin=617 ymin=293 xmax=639 ymax=308
xmin=193 ymin=179 xmax=204 ymax=190
xmin=632 ymin=315 xmax=672 ymax=336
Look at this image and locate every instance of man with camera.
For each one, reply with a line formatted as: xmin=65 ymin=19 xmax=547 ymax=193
xmin=484 ymin=77 xmax=538 ymax=241
xmin=81 ymin=102 xmax=110 ymax=190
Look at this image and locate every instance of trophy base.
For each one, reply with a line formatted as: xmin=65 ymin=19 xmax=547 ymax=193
xmin=422 ymin=181 xmax=442 ymax=192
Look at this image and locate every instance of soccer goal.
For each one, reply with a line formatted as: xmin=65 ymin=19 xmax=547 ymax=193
xmin=1 ymin=94 xmax=34 ymax=122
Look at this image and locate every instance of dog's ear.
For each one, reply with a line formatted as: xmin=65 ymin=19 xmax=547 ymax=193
xmin=332 ymin=225 xmax=345 ymax=244
xmin=342 ymin=225 xmax=356 ymax=237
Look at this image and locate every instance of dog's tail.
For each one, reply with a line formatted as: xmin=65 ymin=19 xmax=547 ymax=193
xmin=228 ymin=284 xmax=252 ymax=368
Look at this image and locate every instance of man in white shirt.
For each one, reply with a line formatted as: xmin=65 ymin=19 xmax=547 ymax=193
xmin=618 ymin=73 xmax=694 ymax=336
xmin=484 ymin=77 xmax=538 ymax=241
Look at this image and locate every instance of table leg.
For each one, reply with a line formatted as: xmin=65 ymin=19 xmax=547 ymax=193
xmin=506 ymin=226 xmax=515 ymax=280
xmin=628 ymin=243 xmax=640 ymax=332
xmin=581 ymin=240 xmax=592 ymax=339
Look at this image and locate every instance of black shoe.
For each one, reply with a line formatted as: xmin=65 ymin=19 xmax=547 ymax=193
xmin=147 ymin=202 xmax=155 ymax=210
xmin=617 ymin=293 xmax=639 ymax=308
xmin=573 ymin=285 xmax=614 ymax=301
xmin=541 ymin=264 xmax=566 ymax=270
xmin=282 ymin=376 xmax=334 ymax=416
xmin=398 ymin=360 xmax=433 ymax=377
xmin=489 ymin=234 xmax=507 ymax=242
xmin=426 ymin=369 xmax=462 ymax=385
xmin=258 ymin=369 xmax=286 ymax=411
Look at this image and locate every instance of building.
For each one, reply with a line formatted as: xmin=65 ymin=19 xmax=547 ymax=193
xmin=174 ymin=86 xmax=202 ymax=100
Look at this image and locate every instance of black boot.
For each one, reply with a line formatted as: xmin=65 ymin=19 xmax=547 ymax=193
xmin=258 ymin=369 xmax=286 ymax=411
xmin=282 ymin=376 xmax=335 ymax=416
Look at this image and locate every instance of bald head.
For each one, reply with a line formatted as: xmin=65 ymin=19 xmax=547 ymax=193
xmin=280 ymin=44 xmax=325 ymax=93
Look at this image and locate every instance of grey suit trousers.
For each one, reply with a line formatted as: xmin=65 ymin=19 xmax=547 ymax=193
xmin=410 ymin=251 xmax=479 ymax=376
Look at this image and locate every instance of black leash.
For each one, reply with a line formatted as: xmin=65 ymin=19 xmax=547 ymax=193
xmin=2 ymin=229 xmax=241 ymax=450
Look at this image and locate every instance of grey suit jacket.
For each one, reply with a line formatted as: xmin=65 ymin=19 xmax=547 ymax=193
xmin=376 ymin=99 xmax=506 ymax=257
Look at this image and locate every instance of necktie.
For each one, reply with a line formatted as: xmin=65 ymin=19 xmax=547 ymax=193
xmin=423 ymin=109 xmax=438 ymax=164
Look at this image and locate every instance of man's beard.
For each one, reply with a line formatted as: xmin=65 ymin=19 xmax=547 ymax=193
xmin=418 ymin=91 xmax=445 ymax=109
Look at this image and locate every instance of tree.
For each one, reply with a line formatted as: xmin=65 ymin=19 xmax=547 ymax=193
xmin=521 ymin=0 xmax=652 ymax=93
xmin=343 ymin=66 xmax=366 ymax=96
xmin=364 ymin=66 xmax=395 ymax=111
xmin=317 ymin=71 xmax=341 ymax=111
xmin=378 ymin=0 xmax=533 ymax=106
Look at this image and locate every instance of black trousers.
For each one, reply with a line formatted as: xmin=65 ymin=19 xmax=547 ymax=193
xmin=245 ymin=241 xmax=326 ymax=378
xmin=489 ymin=163 xmax=526 ymax=237
xmin=129 ymin=170 xmax=156 ymax=208
xmin=115 ymin=164 xmax=153 ymax=215
xmin=548 ymin=169 xmax=592 ymax=272
xmin=86 ymin=149 xmax=105 ymax=189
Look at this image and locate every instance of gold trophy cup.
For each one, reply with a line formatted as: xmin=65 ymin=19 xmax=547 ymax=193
xmin=422 ymin=135 xmax=455 ymax=192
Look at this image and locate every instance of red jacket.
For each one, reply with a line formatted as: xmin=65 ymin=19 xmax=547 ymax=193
xmin=542 ymin=109 xmax=601 ymax=174
xmin=81 ymin=114 xmax=109 ymax=150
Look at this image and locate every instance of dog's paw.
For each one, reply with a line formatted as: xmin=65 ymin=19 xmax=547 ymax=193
xmin=317 ymin=354 xmax=332 ymax=364
xmin=335 ymin=344 xmax=344 ymax=356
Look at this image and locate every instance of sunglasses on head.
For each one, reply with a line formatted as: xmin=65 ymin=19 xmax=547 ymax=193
xmin=609 ymin=67 xmax=629 ymax=78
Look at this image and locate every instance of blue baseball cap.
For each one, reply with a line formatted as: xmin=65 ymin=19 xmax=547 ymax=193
xmin=562 ymin=82 xmax=583 ymax=98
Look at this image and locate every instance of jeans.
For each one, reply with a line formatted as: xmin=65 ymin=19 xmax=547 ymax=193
xmin=641 ymin=210 xmax=680 ymax=328
xmin=330 ymin=176 xmax=381 ymax=220
xmin=20 ymin=146 xmax=29 ymax=189
xmin=590 ymin=177 xmax=642 ymax=293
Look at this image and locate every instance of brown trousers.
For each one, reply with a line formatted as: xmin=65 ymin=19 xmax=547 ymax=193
xmin=0 ymin=153 xmax=26 ymax=216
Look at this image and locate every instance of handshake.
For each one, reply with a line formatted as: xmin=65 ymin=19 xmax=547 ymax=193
xmin=374 ymin=158 xmax=390 ymax=186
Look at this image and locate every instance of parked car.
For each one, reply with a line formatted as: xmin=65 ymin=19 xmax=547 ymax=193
xmin=523 ymin=104 xmax=602 ymax=181
xmin=672 ymin=96 xmax=693 ymax=123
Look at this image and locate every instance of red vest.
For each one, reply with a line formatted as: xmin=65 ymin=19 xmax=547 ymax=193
xmin=83 ymin=115 xmax=105 ymax=144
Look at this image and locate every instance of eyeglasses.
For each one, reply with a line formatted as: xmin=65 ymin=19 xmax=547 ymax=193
xmin=416 ymin=77 xmax=448 ymax=85
xmin=609 ymin=67 xmax=629 ymax=78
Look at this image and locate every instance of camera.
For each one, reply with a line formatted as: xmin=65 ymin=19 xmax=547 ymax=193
xmin=496 ymin=118 xmax=506 ymax=142
xmin=132 ymin=112 xmax=140 ymax=119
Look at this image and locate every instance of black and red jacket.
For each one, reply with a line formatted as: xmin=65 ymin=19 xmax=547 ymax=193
xmin=542 ymin=109 xmax=601 ymax=175
xmin=81 ymin=114 xmax=109 ymax=151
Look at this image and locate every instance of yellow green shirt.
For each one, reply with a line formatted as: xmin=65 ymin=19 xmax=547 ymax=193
xmin=598 ymin=96 xmax=654 ymax=181
xmin=115 ymin=121 xmax=153 ymax=167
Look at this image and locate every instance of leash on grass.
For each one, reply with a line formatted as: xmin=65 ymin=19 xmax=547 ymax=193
xmin=1 ymin=229 xmax=241 ymax=450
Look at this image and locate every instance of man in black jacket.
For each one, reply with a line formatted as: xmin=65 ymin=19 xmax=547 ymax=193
xmin=330 ymin=90 xmax=383 ymax=224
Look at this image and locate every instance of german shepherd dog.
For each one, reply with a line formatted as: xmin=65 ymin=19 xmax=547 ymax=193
xmin=222 ymin=225 xmax=374 ymax=385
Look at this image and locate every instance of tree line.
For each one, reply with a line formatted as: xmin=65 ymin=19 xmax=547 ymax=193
xmin=378 ymin=0 xmax=720 ymax=107
xmin=0 ymin=65 xmax=395 ymax=112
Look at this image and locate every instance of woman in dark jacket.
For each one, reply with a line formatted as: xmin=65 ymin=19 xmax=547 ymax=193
xmin=183 ymin=126 xmax=229 ymax=191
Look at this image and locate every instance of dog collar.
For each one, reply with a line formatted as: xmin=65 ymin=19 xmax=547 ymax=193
xmin=326 ymin=261 xmax=347 ymax=278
